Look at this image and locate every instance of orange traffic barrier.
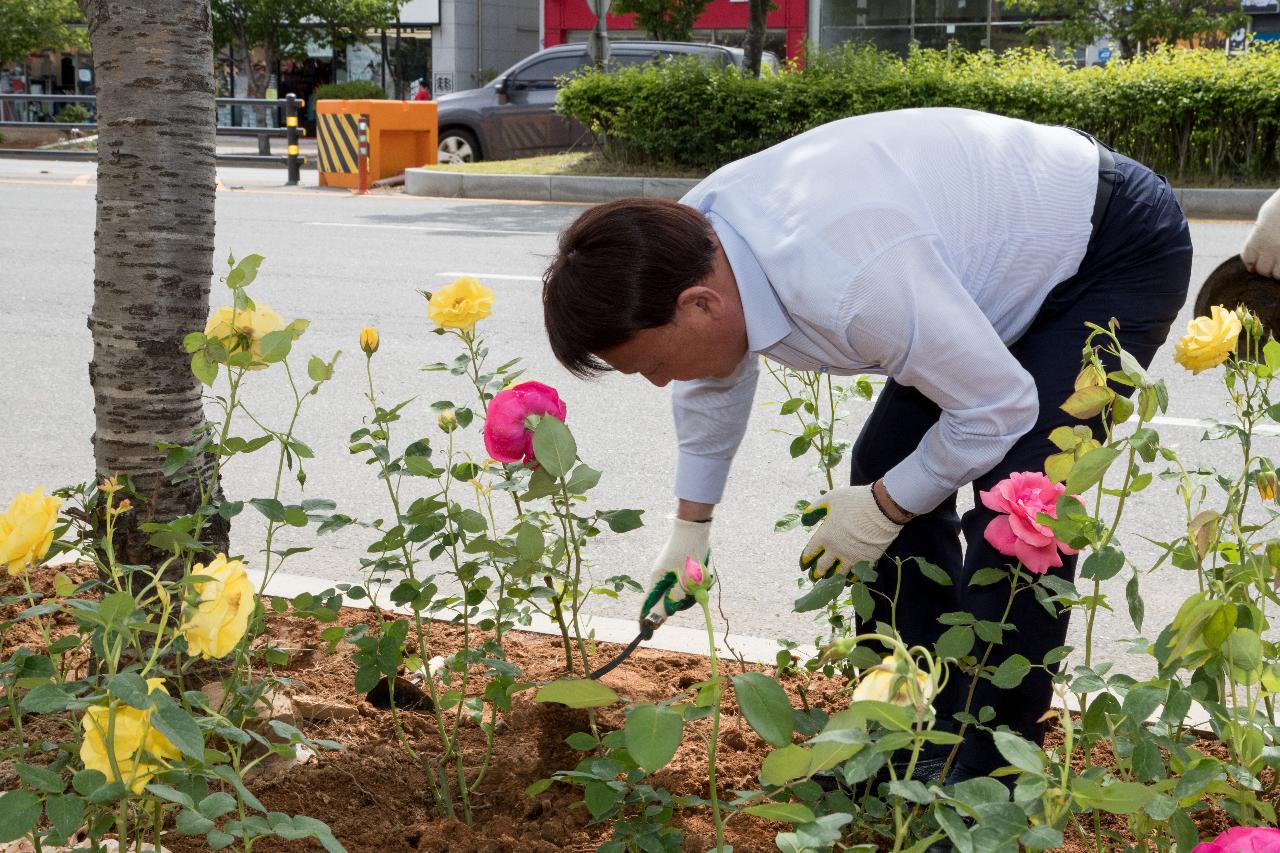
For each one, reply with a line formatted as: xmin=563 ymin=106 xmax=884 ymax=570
xmin=316 ymin=99 xmax=438 ymax=189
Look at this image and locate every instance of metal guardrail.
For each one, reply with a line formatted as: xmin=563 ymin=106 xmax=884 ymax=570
xmin=0 ymin=94 xmax=308 ymax=183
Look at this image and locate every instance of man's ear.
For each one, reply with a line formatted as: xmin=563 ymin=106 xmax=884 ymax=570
xmin=676 ymin=285 xmax=722 ymax=318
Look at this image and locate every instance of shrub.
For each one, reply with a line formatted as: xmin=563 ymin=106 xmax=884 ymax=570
xmin=557 ymin=43 xmax=1280 ymax=183
xmin=54 ymin=104 xmax=92 ymax=124
xmin=312 ymin=79 xmax=388 ymax=101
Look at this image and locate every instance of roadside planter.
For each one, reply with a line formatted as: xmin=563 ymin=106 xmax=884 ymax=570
xmin=3 ymin=255 xmax=1280 ymax=852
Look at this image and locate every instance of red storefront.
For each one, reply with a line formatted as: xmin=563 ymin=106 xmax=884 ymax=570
xmin=542 ymin=0 xmax=809 ymax=64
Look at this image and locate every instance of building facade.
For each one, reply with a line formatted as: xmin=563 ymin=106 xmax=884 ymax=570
xmin=814 ymin=0 xmax=1041 ymax=55
xmin=431 ymin=0 xmax=541 ymax=96
xmin=542 ymin=0 xmax=809 ymax=63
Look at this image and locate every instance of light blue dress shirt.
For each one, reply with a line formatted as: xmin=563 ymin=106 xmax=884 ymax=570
xmin=672 ymin=108 xmax=1099 ymax=514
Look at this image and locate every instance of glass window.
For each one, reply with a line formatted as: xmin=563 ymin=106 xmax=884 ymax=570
xmin=991 ymin=0 xmax=1035 ymax=23
xmin=510 ymin=53 xmax=587 ymax=87
xmin=819 ymin=25 xmax=913 ymax=54
xmin=988 ymin=22 xmax=1030 ymax=51
xmin=913 ymin=23 xmax=990 ymax=51
xmin=916 ymin=0 xmax=990 ymax=24
xmin=824 ymin=0 xmax=911 ymax=28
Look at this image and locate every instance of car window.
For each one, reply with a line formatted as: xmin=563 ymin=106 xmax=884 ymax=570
xmin=510 ymin=53 xmax=587 ymax=87
xmin=609 ymin=47 xmax=733 ymax=69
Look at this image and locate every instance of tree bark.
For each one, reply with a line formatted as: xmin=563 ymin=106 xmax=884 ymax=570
xmin=79 ymin=0 xmax=228 ymax=563
xmin=744 ymin=0 xmax=768 ymax=79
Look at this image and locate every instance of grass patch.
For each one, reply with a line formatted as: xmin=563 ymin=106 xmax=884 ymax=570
xmin=426 ymin=151 xmax=705 ymax=179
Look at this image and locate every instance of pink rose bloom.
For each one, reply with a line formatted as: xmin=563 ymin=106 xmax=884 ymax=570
xmin=1193 ymin=828 xmax=1280 ymax=853
xmin=979 ymin=471 xmax=1079 ymax=575
xmin=483 ymin=381 xmax=567 ymax=465
xmin=681 ymin=556 xmax=705 ymax=590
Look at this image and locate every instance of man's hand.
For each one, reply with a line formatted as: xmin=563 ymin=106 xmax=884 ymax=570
xmin=800 ymin=484 xmax=905 ymax=581
xmin=1243 ymin=189 xmax=1280 ymax=278
xmin=641 ymin=518 xmax=712 ymax=625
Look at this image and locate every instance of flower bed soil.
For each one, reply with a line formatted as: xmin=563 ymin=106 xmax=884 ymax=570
xmin=0 ymin=565 xmax=1270 ymax=852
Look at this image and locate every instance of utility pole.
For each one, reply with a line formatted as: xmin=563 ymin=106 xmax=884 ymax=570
xmin=587 ymin=0 xmax=611 ymax=69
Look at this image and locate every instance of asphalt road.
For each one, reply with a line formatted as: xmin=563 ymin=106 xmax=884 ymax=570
xmin=0 ymin=156 xmax=1271 ymax=678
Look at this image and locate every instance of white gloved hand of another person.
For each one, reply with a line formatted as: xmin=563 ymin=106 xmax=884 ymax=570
xmin=1243 ymin=188 xmax=1280 ymax=279
xmin=800 ymin=485 xmax=904 ymax=581
xmin=640 ymin=518 xmax=712 ymax=624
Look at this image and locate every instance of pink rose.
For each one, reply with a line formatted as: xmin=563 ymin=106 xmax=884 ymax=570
xmin=483 ymin=381 xmax=567 ymax=465
xmin=1192 ymin=827 xmax=1280 ymax=853
xmin=681 ymin=556 xmax=705 ymax=590
xmin=979 ymin=471 xmax=1079 ymax=575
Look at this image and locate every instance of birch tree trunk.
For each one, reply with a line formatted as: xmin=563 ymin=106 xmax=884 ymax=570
xmin=80 ymin=0 xmax=229 ymax=562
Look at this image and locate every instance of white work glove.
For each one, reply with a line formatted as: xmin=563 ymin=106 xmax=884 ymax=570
xmin=640 ymin=518 xmax=712 ymax=625
xmin=800 ymin=485 xmax=903 ymax=581
xmin=1243 ymin=189 xmax=1280 ymax=279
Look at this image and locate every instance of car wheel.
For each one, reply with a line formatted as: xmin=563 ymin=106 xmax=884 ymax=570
xmin=439 ymin=128 xmax=479 ymax=164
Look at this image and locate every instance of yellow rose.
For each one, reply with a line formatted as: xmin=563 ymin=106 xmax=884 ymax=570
xmin=428 ymin=276 xmax=495 ymax=331
xmin=0 ymin=487 xmax=62 ymax=576
xmin=1174 ymin=305 xmax=1241 ymax=374
xmin=180 ymin=554 xmax=255 ymax=659
xmin=437 ymin=409 xmax=458 ymax=433
xmin=851 ymin=656 xmax=936 ymax=712
xmin=359 ymin=325 xmax=380 ymax=355
xmin=80 ymin=678 xmax=180 ymax=794
xmin=204 ymin=304 xmax=286 ymax=370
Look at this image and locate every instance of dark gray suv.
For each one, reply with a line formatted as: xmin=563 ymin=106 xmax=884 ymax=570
xmin=435 ymin=41 xmax=779 ymax=163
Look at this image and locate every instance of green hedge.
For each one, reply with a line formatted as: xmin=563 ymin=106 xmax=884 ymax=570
xmin=556 ymin=44 xmax=1280 ymax=183
xmin=312 ymin=80 xmax=388 ymax=101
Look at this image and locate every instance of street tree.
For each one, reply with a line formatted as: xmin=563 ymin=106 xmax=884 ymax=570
xmin=611 ymin=0 xmax=712 ymax=42
xmin=1002 ymin=0 xmax=1247 ymax=60
xmin=311 ymin=0 xmax=403 ymax=59
xmin=77 ymin=0 xmax=228 ymax=561
xmin=742 ymin=0 xmax=769 ymax=78
xmin=0 ymin=0 xmax=87 ymax=67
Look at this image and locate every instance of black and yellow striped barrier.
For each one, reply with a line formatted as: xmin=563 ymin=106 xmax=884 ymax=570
xmin=317 ymin=112 xmax=362 ymax=175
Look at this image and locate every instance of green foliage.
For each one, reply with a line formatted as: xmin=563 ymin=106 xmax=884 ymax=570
xmin=312 ymin=79 xmax=389 ymax=101
xmin=53 ymin=104 xmax=91 ymax=124
xmin=213 ymin=0 xmax=401 ymax=67
xmin=1002 ymin=0 xmax=1246 ymax=60
xmin=610 ymin=0 xmax=712 ymax=42
xmin=558 ymin=44 xmax=1280 ymax=183
xmin=0 ymin=0 xmax=86 ymax=66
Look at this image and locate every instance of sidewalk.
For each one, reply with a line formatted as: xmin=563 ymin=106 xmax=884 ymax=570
xmin=406 ymin=166 xmax=1276 ymax=219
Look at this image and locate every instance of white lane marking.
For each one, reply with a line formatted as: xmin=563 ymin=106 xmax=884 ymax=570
xmin=435 ymin=271 xmax=542 ymax=282
xmin=304 ymin=221 xmax=555 ymax=237
xmin=1151 ymin=415 xmax=1280 ymax=435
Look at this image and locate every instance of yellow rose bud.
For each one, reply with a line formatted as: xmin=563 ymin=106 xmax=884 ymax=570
xmin=359 ymin=326 xmax=380 ymax=355
xmin=80 ymin=678 xmax=180 ymax=794
xmin=851 ymin=655 xmax=936 ymax=713
xmin=1073 ymin=362 xmax=1108 ymax=391
xmin=180 ymin=554 xmax=255 ymax=659
xmin=1258 ymin=462 xmax=1278 ymax=503
xmin=0 ymin=487 xmax=62 ymax=576
xmin=204 ymin=304 xmax=287 ymax=370
xmin=428 ymin=276 xmax=495 ymax=331
xmin=438 ymin=409 xmax=458 ymax=433
xmin=1173 ymin=305 xmax=1241 ymax=374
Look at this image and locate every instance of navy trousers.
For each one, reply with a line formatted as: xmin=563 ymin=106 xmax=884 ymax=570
xmin=849 ymin=151 xmax=1193 ymax=780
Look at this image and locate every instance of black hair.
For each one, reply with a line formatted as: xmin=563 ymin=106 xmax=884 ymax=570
xmin=542 ymin=198 xmax=716 ymax=378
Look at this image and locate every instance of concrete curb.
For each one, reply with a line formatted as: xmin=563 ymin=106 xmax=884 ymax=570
xmin=1175 ymin=187 xmax=1275 ymax=220
xmin=405 ymin=168 xmax=699 ymax=202
xmin=245 ymin=567 xmax=807 ymax=665
xmin=407 ymin=167 xmax=1273 ymax=218
xmin=44 ymin=554 xmax=1222 ymax=725
xmin=42 ymin=550 xmax=799 ymax=664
